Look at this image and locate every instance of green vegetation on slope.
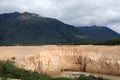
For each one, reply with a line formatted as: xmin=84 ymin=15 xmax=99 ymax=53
xmin=0 ymin=12 xmax=84 ymax=46
xmin=72 ymin=38 xmax=120 ymax=45
xmin=0 ymin=12 xmax=120 ymax=46
xmin=0 ymin=60 xmax=109 ymax=80
xmin=97 ymin=38 xmax=120 ymax=45
xmin=0 ymin=60 xmax=53 ymax=80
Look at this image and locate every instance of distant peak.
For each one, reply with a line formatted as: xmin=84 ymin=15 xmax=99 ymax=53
xmin=22 ymin=12 xmax=39 ymax=17
xmin=12 ymin=12 xmax=21 ymax=14
xmin=23 ymin=12 xmax=33 ymax=16
xmin=15 ymin=12 xmax=40 ymax=21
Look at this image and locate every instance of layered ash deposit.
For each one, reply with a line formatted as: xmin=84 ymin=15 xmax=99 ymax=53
xmin=0 ymin=45 xmax=120 ymax=76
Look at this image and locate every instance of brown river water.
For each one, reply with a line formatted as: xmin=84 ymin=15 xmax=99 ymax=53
xmin=54 ymin=71 xmax=120 ymax=80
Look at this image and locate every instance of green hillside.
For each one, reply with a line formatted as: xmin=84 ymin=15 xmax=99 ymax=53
xmin=72 ymin=38 xmax=120 ymax=45
xmin=0 ymin=12 xmax=84 ymax=45
xmin=0 ymin=12 xmax=120 ymax=45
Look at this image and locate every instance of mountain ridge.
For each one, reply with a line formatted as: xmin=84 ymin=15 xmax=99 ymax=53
xmin=0 ymin=12 xmax=84 ymax=45
xmin=78 ymin=26 xmax=120 ymax=41
xmin=0 ymin=12 xmax=120 ymax=45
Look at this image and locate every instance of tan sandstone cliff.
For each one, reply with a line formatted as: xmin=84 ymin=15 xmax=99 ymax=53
xmin=0 ymin=45 xmax=120 ymax=76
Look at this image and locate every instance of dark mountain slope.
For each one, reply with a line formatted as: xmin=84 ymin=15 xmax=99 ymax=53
xmin=0 ymin=12 xmax=120 ymax=45
xmin=0 ymin=12 xmax=84 ymax=45
xmin=78 ymin=26 xmax=120 ymax=41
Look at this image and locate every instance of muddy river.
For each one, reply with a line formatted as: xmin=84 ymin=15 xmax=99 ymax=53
xmin=54 ymin=71 xmax=120 ymax=80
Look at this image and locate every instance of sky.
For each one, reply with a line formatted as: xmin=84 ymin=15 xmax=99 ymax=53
xmin=0 ymin=0 xmax=120 ymax=34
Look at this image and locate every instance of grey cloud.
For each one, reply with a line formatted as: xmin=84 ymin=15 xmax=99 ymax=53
xmin=0 ymin=0 xmax=120 ymax=33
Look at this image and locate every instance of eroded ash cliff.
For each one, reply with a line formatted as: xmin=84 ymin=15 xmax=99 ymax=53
xmin=0 ymin=45 xmax=120 ymax=76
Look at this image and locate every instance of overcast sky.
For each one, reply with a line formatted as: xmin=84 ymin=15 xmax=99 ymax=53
xmin=0 ymin=0 xmax=120 ymax=33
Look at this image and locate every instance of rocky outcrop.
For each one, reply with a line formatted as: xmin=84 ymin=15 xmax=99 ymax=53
xmin=0 ymin=45 xmax=120 ymax=76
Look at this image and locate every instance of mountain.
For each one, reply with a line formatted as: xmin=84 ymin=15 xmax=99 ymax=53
xmin=78 ymin=26 xmax=120 ymax=41
xmin=0 ymin=12 xmax=120 ymax=45
xmin=0 ymin=12 xmax=84 ymax=45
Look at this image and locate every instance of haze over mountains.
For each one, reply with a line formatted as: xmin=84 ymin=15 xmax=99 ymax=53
xmin=0 ymin=12 xmax=120 ymax=45
xmin=78 ymin=26 xmax=120 ymax=41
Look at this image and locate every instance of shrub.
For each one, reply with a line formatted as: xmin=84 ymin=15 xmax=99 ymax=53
xmin=0 ymin=60 xmax=109 ymax=80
